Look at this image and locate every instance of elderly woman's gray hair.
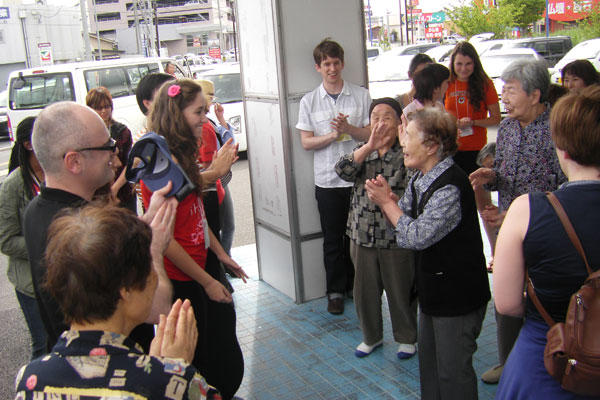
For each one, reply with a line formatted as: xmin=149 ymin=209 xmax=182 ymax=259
xmin=501 ymin=60 xmax=550 ymax=104
xmin=407 ymin=107 xmax=458 ymax=159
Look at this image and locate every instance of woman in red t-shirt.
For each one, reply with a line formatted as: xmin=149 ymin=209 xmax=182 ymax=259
xmin=141 ymin=79 xmax=247 ymax=400
xmin=445 ymin=41 xmax=501 ymax=268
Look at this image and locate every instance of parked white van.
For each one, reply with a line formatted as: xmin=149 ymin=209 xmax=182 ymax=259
xmin=6 ymin=57 xmax=186 ymax=140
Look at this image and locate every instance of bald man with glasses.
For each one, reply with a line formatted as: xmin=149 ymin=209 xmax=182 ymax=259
xmin=24 ymin=101 xmax=175 ymax=353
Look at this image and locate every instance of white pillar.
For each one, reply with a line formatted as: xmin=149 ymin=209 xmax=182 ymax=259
xmin=237 ymin=0 xmax=367 ymax=303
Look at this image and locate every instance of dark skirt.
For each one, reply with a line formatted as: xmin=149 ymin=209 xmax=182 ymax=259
xmin=171 ymin=277 xmax=243 ymax=400
xmin=496 ymin=318 xmax=597 ymax=400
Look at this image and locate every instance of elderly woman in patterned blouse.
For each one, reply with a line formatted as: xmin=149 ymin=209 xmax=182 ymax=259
xmin=365 ymin=107 xmax=490 ymax=400
xmin=469 ymin=59 xmax=566 ymax=384
xmin=14 ymin=205 xmax=219 ymax=399
xmin=335 ymin=97 xmax=417 ymax=360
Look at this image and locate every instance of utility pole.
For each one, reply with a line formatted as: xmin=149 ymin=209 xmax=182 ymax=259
xmin=153 ymin=0 xmax=160 ymax=56
xmin=92 ymin=0 xmax=102 ymax=60
xmin=404 ymin=0 xmax=409 ymax=44
xmin=398 ymin=0 xmax=404 ymax=45
xmin=133 ymin=0 xmax=141 ymax=54
xmin=231 ymin=0 xmax=238 ymax=61
xmin=80 ymin=0 xmax=92 ymax=60
xmin=216 ymin=0 xmax=224 ymax=54
xmin=367 ymin=0 xmax=373 ymax=46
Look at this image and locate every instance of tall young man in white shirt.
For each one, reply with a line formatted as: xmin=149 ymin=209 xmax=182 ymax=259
xmin=296 ymin=38 xmax=371 ymax=314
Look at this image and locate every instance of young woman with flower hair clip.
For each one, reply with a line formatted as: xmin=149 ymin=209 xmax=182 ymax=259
xmin=141 ymin=79 xmax=247 ymax=399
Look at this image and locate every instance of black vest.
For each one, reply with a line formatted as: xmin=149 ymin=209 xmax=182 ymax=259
xmin=411 ymin=163 xmax=491 ymax=316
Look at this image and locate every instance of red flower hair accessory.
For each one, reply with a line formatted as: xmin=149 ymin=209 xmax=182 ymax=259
xmin=168 ymin=84 xmax=181 ymax=97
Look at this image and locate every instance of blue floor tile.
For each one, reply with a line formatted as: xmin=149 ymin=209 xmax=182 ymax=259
xmin=230 ymin=244 xmax=499 ymax=399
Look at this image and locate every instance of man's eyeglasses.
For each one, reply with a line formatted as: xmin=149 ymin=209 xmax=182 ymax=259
xmin=64 ymin=138 xmax=117 ymax=158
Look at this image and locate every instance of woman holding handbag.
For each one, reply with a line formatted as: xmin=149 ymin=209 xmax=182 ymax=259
xmin=493 ymin=86 xmax=600 ymax=399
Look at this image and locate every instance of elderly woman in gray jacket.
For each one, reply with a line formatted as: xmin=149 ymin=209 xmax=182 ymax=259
xmin=0 ymin=117 xmax=46 ymax=359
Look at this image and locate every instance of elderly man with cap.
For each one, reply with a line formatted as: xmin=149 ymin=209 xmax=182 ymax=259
xmin=23 ymin=101 xmax=176 ymax=353
xmin=335 ymin=97 xmax=417 ymax=359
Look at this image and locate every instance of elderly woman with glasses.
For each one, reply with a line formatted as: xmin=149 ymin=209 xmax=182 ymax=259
xmin=366 ymin=107 xmax=490 ymax=400
xmin=15 ymin=205 xmax=220 ymax=399
xmin=86 ymin=86 xmax=136 ymax=212
xmin=469 ymin=59 xmax=566 ymax=384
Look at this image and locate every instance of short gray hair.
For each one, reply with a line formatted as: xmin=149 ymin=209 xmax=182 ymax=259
xmin=32 ymin=102 xmax=93 ymax=174
xmin=501 ymin=59 xmax=550 ymax=103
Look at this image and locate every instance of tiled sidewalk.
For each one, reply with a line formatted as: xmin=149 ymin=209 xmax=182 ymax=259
xmin=230 ymin=244 xmax=499 ymax=400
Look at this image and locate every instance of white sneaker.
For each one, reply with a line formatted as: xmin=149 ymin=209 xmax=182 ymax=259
xmin=355 ymin=340 xmax=383 ymax=358
xmin=397 ymin=343 xmax=416 ymax=359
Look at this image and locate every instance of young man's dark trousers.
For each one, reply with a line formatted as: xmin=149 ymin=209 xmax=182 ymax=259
xmin=315 ymin=186 xmax=354 ymax=297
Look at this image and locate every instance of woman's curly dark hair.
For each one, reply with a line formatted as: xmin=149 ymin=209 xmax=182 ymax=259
xmin=449 ymin=41 xmax=492 ymax=112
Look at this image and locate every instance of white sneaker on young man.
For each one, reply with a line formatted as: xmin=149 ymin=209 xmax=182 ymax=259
xmin=354 ymin=340 xmax=383 ymax=358
xmin=397 ymin=343 xmax=416 ymax=359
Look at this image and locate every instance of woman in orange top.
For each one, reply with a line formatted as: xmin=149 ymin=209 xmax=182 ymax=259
xmin=445 ymin=41 xmax=501 ymax=173
xmin=445 ymin=41 xmax=501 ymax=269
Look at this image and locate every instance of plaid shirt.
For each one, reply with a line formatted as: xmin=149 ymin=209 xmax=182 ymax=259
xmin=335 ymin=141 xmax=408 ymax=248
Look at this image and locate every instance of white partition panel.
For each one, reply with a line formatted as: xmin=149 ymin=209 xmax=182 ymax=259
xmin=245 ymin=100 xmax=290 ymax=234
xmin=237 ymin=0 xmax=279 ymax=96
xmin=238 ymin=0 xmax=366 ymax=302
xmin=256 ymin=226 xmax=296 ymax=299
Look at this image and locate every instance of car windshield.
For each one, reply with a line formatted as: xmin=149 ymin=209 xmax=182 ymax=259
xmin=199 ymin=72 xmax=241 ymax=103
xmin=9 ymin=73 xmax=74 ymax=110
xmin=480 ymin=54 xmax=537 ymax=78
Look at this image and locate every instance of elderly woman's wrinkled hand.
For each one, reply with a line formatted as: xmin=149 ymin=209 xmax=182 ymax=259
xmin=365 ymin=175 xmax=393 ymax=207
xmin=480 ymin=205 xmax=507 ymax=228
xmin=367 ymin=121 xmax=388 ymax=151
xmin=469 ymin=167 xmax=495 ymax=189
xmin=150 ymin=299 xmax=198 ymax=364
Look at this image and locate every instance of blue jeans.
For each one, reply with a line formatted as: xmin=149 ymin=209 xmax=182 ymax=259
xmin=15 ymin=290 xmax=47 ymax=359
xmin=219 ymin=185 xmax=235 ymax=256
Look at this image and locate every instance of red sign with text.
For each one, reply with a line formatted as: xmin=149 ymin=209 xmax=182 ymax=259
xmin=543 ymin=0 xmax=600 ymax=21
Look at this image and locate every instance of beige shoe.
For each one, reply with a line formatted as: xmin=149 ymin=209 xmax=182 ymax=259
xmin=481 ymin=364 xmax=504 ymax=384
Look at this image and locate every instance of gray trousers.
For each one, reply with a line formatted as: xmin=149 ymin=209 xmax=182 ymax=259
xmin=350 ymin=241 xmax=417 ymax=345
xmin=418 ymin=303 xmax=487 ymax=400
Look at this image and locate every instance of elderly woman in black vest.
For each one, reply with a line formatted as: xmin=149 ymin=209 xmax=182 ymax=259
xmin=365 ymin=107 xmax=491 ymax=400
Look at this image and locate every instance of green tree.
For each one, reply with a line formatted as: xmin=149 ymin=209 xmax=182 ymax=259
xmin=498 ymin=0 xmax=546 ymax=33
xmin=445 ymin=1 xmax=516 ymax=39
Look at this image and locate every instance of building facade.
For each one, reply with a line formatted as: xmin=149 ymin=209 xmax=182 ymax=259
xmin=0 ymin=3 xmax=84 ymax=88
xmin=89 ymin=0 xmax=235 ymax=57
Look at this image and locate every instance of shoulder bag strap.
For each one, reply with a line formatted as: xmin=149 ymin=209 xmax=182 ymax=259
xmin=526 ymin=272 xmax=556 ymax=327
xmin=526 ymin=192 xmax=593 ymax=327
xmin=546 ymin=192 xmax=593 ymax=275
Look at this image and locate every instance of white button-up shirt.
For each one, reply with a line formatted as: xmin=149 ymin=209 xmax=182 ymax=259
xmin=296 ymin=81 xmax=371 ymax=188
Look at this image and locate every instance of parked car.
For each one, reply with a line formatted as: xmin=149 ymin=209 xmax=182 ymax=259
xmin=550 ymin=38 xmax=600 ymax=84
xmin=473 ymin=39 xmax=511 ymax=56
xmin=196 ymin=63 xmax=247 ymax=152
xmin=366 ymin=46 xmax=382 ymax=61
xmin=479 ymin=48 xmax=545 ymax=114
xmin=502 ymin=36 xmax=572 ymax=67
xmin=425 ymin=44 xmax=456 ymax=66
xmin=7 ymin=57 xmax=178 ymax=141
xmin=470 ymin=33 xmax=496 ymax=43
xmin=368 ymin=54 xmax=414 ymax=99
